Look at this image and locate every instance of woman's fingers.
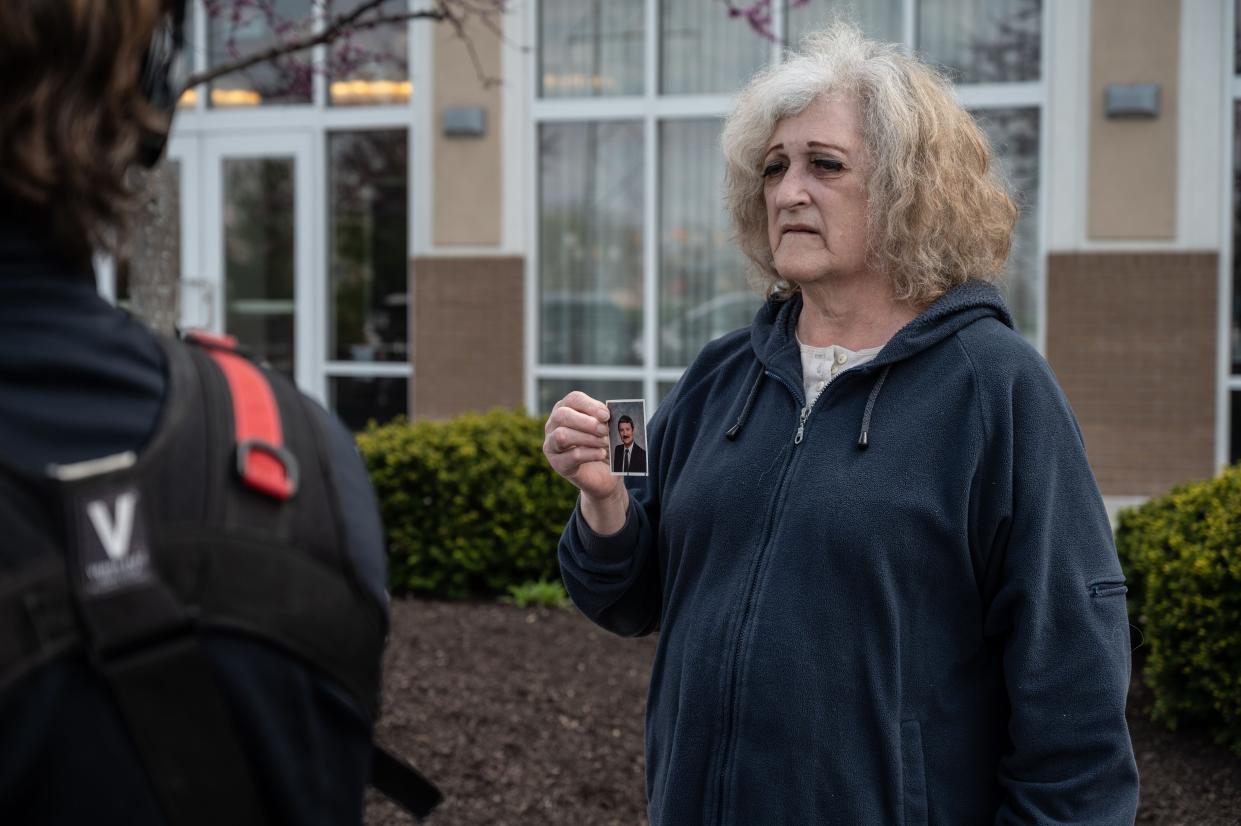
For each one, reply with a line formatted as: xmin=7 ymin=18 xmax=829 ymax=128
xmin=543 ymin=392 xmax=618 ymax=497
xmin=545 ymin=403 xmax=609 ymax=440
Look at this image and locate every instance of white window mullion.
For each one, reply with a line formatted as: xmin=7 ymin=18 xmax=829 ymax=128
xmin=642 ymin=0 xmax=659 ymax=406
xmin=903 ymin=0 xmax=917 ymax=52
xmin=524 ymin=0 xmax=540 ymax=412
xmin=323 ymin=361 xmax=414 ymax=378
xmin=1219 ymin=0 xmax=1238 ymax=470
xmin=536 ymin=364 xmax=648 ymax=381
xmin=312 ymin=0 xmax=327 ymax=108
xmin=770 ymin=0 xmax=785 ymax=60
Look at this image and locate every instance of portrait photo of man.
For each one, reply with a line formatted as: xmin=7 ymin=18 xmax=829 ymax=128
xmin=606 ymin=400 xmax=648 ymax=477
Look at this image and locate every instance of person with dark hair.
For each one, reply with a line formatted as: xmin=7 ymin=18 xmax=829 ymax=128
xmin=0 ymin=2 xmax=436 ymax=824
xmin=612 ymin=415 xmax=646 ymax=474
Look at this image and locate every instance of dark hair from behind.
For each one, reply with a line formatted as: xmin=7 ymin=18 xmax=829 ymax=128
xmin=0 ymin=0 xmax=168 ymax=264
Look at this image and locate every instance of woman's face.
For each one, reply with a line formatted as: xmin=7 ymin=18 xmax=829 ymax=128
xmin=762 ymin=95 xmax=871 ymax=286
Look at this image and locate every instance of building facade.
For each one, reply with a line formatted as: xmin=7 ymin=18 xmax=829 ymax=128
xmin=100 ymin=0 xmax=1241 ymax=508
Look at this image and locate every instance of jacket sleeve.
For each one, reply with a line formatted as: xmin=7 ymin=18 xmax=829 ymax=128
xmin=557 ymin=402 xmax=671 ymax=638
xmin=972 ymin=352 xmax=1139 ymax=824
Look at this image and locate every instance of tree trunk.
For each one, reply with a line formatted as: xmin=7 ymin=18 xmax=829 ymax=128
xmin=126 ymin=161 xmax=181 ymax=335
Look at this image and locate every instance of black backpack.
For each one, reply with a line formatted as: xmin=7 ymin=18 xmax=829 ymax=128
xmin=0 ymin=332 xmax=440 ymax=824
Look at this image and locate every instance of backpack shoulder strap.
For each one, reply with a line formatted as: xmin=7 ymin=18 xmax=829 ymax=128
xmin=43 ymin=335 xmax=273 ymax=826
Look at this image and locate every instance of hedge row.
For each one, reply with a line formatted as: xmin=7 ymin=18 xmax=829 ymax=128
xmin=1115 ymin=465 xmax=1241 ymax=755
xmin=356 ymin=409 xmax=578 ymax=599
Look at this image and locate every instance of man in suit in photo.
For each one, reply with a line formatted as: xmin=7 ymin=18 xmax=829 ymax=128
xmin=612 ymin=414 xmax=647 ymax=474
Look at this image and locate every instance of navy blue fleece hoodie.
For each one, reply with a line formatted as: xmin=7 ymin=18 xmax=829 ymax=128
xmin=560 ymin=280 xmax=1139 ymax=825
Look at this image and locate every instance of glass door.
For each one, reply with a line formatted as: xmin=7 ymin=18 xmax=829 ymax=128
xmin=202 ymin=133 xmax=320 ymax=397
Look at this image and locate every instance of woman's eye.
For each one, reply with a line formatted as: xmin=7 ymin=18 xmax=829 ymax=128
xmin=761 ymin=161 xmax=786 ymax=178
xmin=813 ymin=158 xmax=845 ymax=173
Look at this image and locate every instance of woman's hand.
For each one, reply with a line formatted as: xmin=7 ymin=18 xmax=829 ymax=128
xmin=543 ymin=391 xmax=628 ymax=534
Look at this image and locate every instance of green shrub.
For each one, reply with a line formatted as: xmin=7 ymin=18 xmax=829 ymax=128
xmin=357 ymin=409 xmax=579 ymax=599
xmin=502 ymin=579 xmax=571 ymax=609
xmin=1114 ymin=466 xmax=1241 ymax=754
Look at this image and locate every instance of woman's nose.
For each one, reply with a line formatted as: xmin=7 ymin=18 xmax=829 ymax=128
xmin=772 ymin=167 xmax=810 ymax=209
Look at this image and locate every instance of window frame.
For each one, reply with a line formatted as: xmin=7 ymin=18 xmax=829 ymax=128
xmin=527 ymin=0 xmax=1049 ymax=414
xmin=99 ymin=0 xmax=417 ymax=425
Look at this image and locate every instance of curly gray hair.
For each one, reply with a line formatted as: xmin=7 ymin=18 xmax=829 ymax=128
xmin=720 ymin=22 xmax=1017 ymax=305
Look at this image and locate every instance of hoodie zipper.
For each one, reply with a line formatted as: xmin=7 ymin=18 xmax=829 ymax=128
xmin=712 ymin=368 xmax=860 ymax=824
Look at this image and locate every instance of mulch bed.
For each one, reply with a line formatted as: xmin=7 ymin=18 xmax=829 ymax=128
xmin=365 ymin=599 xmax=1241 ymax=826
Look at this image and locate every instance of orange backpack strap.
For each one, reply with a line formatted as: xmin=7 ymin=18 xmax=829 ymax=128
xmin=182 ymin=331 xmax=297 ymax=501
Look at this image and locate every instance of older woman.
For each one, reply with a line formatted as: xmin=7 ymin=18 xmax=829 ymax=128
xmin=543 ymin=23 xmax=1138 ymax=826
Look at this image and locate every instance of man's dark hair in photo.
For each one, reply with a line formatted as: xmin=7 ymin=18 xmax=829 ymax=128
xmin=617 ymin=415 xmax=634 ymax=430
xmin=0 ymin=2 xmax=437 ymax=823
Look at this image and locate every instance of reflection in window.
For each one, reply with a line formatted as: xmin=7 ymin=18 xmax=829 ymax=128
xmin=973 ymin=107 xmax=1040 ymax=340
xmin=661 ymin=0 xmax=769 ymax=95
xmin=176 ymin=1 xmax=198 ymax=108
xmin=328 ymin=131 xmax=409 ymax=363
xmin=224 ymin=158 xmax=296 ymax=378
xmin=659 ymin=120 xmax=758 ymax=368
xmin=787 ymin=0 xmax=902 ymax=47
xmin=539 ymin=122 xmax=644 ymax=366
xmin=657 ymin=380 xmax=679 ymax=408
xmin=330 ymin=376 xmax=408 ymax=431
xmin=208 ymin=0 xmax=313 ymax=107
xmin=330 ymin=1 xmax=410 ymax=106
xmin=917 ymin=0 xmax=1041 ymax=83
xmin=540 ymin=0 xmax=643 ymax=97
xmin=1233 ymin=391 xmax=1241 ymax=465
xmin=1233 ymin=102 xmax=1241 ymax=373
xmin=538 ymin=379 xmax=643 ymax=415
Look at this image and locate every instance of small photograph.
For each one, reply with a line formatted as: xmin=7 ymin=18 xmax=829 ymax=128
xmin=606 ymin=399 xmax=648 ymax=477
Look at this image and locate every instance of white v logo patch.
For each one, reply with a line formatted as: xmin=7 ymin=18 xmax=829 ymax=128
xmin=86 ymin=491 xmax=139 ymax=561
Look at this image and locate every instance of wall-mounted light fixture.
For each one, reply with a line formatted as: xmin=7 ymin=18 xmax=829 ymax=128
xmin=1104 ymin=84 xmax=1160 ymax=119
xmin=442 ymin=106 xmax=487 ymax=137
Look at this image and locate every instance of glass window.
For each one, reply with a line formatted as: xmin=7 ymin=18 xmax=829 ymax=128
xmin=177 ymin=1 xmax=198 ymax=108
xmin=1236 ymin=0 xmax=1241 ymax=75
xmin=1233 ymin=102 xmax=1241 ymax=373
xmin=208 ymin=0 xmax=314 ymax=107
xmin=539 ymin=0 xmax=644 ymax=97
xmin=329 ymin=2 xmax=410 ymax=106
xmin=539 ymin=122 xmax=644 ymax=366
xmin=917 ymin=0 xmax=1042 ymax=83
xmin=973 ymin=107 xmax=1040 ymax=339
xmin=657 ymin=380 xmax=679 ymax=408
xmin=1232 ymin=391 xmax=1241 ymax=465
xmin=223 ymin=157 xmax=296 ymax=378
xmin=328 ymin=130 xmax=409 ymax=363
xmin=659 ymin=119 xmax=758 ymax=368
xmin=330 ymin=376 xmax=408 ymax=431
xmin=788 ymin=0 xmax=903 ymax=47
xmin=538 ymin=379 xmax=643 ymax=414
xmin=661 ymin=0 xmax=769 ymax=95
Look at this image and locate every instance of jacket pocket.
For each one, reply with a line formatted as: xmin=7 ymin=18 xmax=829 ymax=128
xmin=1088 ymin=577 xmax=1128 ymax=599
xmin=901 ymin=720 xmax=928 ymax=826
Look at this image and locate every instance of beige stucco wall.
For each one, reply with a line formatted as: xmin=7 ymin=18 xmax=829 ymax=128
xmin=412 ymin=256 xmax=524 ymax=418
xmin=1088 ymin=0 xmax=1180 ymax=239
xmin=432 ymin=16 xmax=502 ymax=246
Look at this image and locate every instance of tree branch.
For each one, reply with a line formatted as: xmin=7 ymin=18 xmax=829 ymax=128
xmin=183 ymin=0 xmax=454 ymax=91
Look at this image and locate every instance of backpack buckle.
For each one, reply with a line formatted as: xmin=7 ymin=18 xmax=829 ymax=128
xmin=235 ymin=438 xmax=299 ymax=501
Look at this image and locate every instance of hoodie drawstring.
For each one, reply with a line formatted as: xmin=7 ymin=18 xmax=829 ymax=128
xmin=856 ymin=364 xmax=892 ymax=449
xmin=724 ymin=359 xmax=892 ymax=448
xmin=724 ymin=362 xmax=765 ymax=440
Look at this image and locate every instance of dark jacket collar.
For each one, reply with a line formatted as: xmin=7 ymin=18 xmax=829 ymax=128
xmin=750 ymin=279 xmax=1014 ymax=394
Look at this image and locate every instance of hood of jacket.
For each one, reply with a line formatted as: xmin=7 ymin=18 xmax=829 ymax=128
xmin=751 ymin=279 xmax=1014 ymax=390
